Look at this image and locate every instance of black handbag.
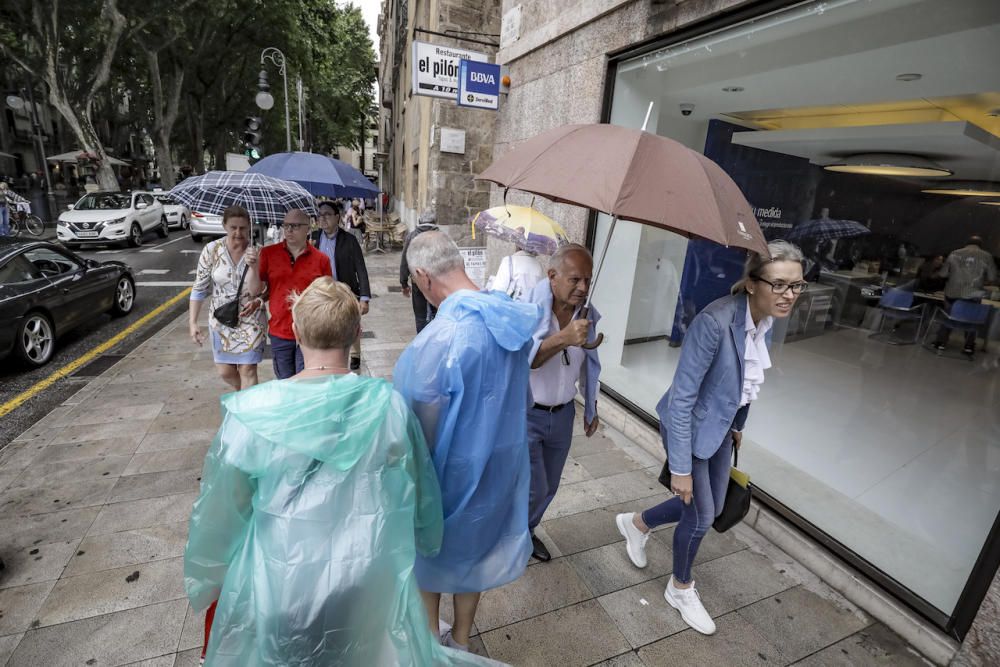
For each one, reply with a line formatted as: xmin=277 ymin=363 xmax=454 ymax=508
xmin=657 ymin=448 xmax=751 ymax=534
xmin=213 ymin=265 xmax=249 ymax=329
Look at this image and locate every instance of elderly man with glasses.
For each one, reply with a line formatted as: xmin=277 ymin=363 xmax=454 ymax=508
xmin=254 ymin=208 xmax=332 ymax=378
xmin=523 ymin=243 xmax=602 ymax=562
xmin=310 ymin=201 xmax=371 ymax=370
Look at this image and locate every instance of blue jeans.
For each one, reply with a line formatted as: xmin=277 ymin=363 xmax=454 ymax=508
xmin=270 ymin=335 xmax=303 ymax=380
xmin=527 ymin=403 xmax=576 ymax=530
xmin=0 ymin=205 xmax=8 ymax=236
xmin=641 ymin=435 xmax=733 ymax=584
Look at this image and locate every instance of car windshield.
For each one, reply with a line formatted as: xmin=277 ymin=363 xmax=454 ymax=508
xmin=74 ymin=193 xmax=131 ymax=210
xmin=153 ymin=195 xmax=176 ymax=205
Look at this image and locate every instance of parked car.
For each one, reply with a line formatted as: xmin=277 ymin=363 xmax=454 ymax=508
xmin=189 ymin=210 xmax=225 ymax=242
xmin=151 ymin=191 xmax=190 ymax=230
xmin=0 ymin=238 xmax=135 ymax=368
xmin=57 ymin=191 xmax=168 ymax=249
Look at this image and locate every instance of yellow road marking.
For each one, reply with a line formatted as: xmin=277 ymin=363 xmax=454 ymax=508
xmin=0 ymin=287 xmax=192 ymax=419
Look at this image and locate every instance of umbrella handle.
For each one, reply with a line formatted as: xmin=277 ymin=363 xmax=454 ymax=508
xmin=582 ymin=333 xmax=604 ymax=350
xmin=578 ymin=306 xmax=605 ymax=349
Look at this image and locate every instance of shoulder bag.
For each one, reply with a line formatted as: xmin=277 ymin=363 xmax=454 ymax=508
xmin=213 ymin=265 xmax=249 ymax=329
xmin=657 ymin=447 xmax=751 ymax=534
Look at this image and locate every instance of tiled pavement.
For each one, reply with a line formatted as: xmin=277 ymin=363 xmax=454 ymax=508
xmin=0 ymin=250 xmax=935 ymax=666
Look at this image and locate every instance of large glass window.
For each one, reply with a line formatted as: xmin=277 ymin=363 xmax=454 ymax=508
xmin=596 ymin=0 xmax=1000 ymax=616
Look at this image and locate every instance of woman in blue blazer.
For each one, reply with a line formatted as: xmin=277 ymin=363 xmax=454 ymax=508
xmin=616 ymin=240 xmax=805 ymax=636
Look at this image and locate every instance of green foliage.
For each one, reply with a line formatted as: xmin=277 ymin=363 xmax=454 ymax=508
xmin=0 ymin=0 xmax=377 ymax=173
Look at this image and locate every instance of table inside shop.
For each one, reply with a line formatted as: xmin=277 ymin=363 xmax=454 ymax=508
xmin=819 ymin=269 xmax=884 ymax=327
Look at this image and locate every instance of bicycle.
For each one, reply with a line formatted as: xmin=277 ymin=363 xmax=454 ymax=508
xmin=8 ymin=203 xmax=44 ymax=237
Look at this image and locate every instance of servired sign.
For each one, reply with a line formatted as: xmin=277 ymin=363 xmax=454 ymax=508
xmin=457 ymin=59 xmax=501 ymax=111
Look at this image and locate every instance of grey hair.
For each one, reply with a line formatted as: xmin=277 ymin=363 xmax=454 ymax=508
xmin=418 ymin=208 xmax=437 ymax=224
xmin=548 ymin=243 xmax=592 ymax=271
xmin=731 ymin=240 xmax=805 ymax=294
xmin=406 ymin=231 xmax=465 ymax=277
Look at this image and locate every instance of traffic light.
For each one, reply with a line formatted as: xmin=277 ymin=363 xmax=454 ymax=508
xmin=243 ymin=116 xmax=263 ymax=160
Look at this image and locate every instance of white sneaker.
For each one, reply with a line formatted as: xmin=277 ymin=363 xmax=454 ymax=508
xmin=664 ymin=577 xmax=716 ymax=635
xmin=616 ymin=512 xmax=650 ymax=568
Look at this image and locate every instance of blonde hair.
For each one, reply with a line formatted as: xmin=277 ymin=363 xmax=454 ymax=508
xmin=732 ymin=240 xmax=805 ymax=294
xmin=290 ymin=277 xmax=360 ymax=349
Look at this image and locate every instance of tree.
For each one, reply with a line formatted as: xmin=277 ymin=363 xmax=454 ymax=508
xmin=294 ymin=2 xmax=376 ymax=155
xmin=1 ymin=0 xmax=140 ymax=190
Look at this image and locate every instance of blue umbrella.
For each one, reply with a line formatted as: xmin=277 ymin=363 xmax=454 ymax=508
xmin=248 ymin=152 xmax=379 ymax=199
xmin=787 ymin=216 xmax=870 ymax=242
xmin=169 ymin=171 xmax=317 ymax=224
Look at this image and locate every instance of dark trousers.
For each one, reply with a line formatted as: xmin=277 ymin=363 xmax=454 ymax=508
xmin=270 ymin=335 xmax=303 ymax=380
xmin=934 ymin=298 xmax=979 ymax=350
xmin=527 ymin=403 xmax=576 ymax=530
xmin=411 ymin=287 xmax=437 ymax=333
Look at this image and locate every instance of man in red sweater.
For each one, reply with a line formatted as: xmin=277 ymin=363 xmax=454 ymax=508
xmin=253 ymin=208 xmax=332 ymax=379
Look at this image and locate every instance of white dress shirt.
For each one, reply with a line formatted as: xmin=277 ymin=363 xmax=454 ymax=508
xmin=530 ymin=309 xmax=585 ymax=406
xmin=741 ymin=307 xmax=773 ymax=407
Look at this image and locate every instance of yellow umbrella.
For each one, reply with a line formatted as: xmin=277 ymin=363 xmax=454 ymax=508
xmin=471 ymin=205 xmax=568 ymax=255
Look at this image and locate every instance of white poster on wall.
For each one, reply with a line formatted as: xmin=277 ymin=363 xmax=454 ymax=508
xmin=411 ymin=41 xmax=489 ymax=99
xmin=460 ymin=246 xmax=487 ymax=288
xmin=440 ymin=128 xmax=466 ymax=154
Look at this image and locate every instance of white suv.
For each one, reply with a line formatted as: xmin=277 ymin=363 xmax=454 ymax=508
xmin=57 ymin=191 xmax=168 ymax=249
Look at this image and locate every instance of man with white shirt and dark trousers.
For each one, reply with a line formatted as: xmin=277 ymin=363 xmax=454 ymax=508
xmin=525 ymin=244 xmax=602 ymax=562
xmin=310 ymin=201 xmax=371 ymax=370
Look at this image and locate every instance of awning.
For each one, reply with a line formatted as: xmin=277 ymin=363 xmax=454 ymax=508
xmin=46 ymin=150 xmax=130 ymax=166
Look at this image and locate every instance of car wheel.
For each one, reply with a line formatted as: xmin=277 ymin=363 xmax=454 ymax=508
xmin=180 ymin=215 xmax=189 ymax=230
xmin=127 ymin=223 xmax=143 ymax=247
xmin=15 ymin=311 xmax=55 ymax=368
xmin=191 ymin=232 xmax=203 ymax=242
xmin=110 ymin=275 xmax=135 ymax=316
xmin=157 ymin=216 xmax=169 ymax=238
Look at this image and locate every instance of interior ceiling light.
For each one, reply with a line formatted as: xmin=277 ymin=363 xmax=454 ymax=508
xmin=980 ymin=201 xmax=1000 ymax=206
xmin=824 ymin=153 xmax=951 ymax=178
xmin=895 ymin=73 xmax=922 ymax=82
xmin=722 ymin=86 xmax=744 ymax=92
xmin=922 ymin=181 xmax=1000 ymax=197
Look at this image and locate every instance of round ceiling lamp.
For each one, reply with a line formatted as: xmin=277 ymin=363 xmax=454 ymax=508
xmin=824 ymin=153 xmax=951 ymax=178
xmin=922 ymin=181 xmax=1000 ymax=197
xmin=979 ymin=201 xmax=1000 ymax=206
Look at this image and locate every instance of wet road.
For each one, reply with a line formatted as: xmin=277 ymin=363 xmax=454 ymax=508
xmin=0 ymin=227 xmax=220 ymax=446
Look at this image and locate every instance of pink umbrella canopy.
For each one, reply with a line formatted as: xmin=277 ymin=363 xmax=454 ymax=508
xmin=477 ymin=123 xmax=768 ymax=256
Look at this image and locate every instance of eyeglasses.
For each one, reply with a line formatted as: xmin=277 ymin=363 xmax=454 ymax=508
xmin=281 ymin=223 xmax=309 ymax=230
xmin=318 ymin=212 xmax=339 ymax=219
xmin=561 ymin=349 xmax=570 ymax=366
xmin=752 ymin=276 xmax=808 ymax=295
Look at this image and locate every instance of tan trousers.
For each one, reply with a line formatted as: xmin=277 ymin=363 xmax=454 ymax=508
xmin=351 ymin=335 xmax=361 ymax=359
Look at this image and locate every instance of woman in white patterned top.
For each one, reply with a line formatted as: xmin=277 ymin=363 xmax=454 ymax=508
xmin=188 ymin=205 xmax=267 ymax=390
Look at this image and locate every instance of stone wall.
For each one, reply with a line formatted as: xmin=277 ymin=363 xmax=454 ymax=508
xmin=485 ymin=0 xmax=751 ymax=273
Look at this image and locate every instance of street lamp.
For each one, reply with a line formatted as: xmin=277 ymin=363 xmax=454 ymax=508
xmin=257 ymin=47 xmax=291 ymax=152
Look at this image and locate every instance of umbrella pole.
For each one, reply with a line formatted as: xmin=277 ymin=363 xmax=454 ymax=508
xmin=580 ymin=214 xmax=617 ymax=350
xmin=585 ymin=215 xmax=617 ymax=311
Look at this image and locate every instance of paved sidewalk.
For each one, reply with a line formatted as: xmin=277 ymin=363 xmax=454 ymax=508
xmin=0 ymin=249 xmax=934 ymax=666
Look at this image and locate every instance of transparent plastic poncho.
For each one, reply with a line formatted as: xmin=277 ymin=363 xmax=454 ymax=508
xmin=393 ymin=289 xmax=542 ymax=594
xmin=184 ymin=374 xmax=501 ymax=666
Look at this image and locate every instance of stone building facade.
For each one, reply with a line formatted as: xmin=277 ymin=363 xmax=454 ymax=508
xmin=378 ymin=0 xmax=502 ymax=237
xmin=488 ymin=1 xmax=1000 ymax=665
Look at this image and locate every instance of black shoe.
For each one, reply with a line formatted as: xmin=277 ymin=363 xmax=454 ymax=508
xmin=350 ymin=357 xmax=361 ymax=371
xmin=932 ymin=342 xmax=946 ymax=352
xmin=963 ymin=347 xmax=975 ymax=357
xmin=531 ymin=534 xmax=551 ymax=562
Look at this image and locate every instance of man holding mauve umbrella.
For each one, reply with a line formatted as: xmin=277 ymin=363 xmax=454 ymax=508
xmin=524 ymin=243 xmax=602 ymax=562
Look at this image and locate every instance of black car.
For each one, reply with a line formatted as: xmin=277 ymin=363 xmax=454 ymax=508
xmin=0 ymin=238 xmax=136 ymax=368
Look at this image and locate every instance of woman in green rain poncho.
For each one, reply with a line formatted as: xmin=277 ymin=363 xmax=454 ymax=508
xmin=184 ymin=277 xmax=500 ymax=666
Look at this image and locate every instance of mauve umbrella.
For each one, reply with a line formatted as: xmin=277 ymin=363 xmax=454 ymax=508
xmin=477 ymin=123 xmax=768 ymax=345
xmin=248 ymin=152 xmax=379 ymax=199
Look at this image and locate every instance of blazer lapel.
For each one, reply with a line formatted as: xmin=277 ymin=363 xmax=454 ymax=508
xmin=730 ymin=295 xmax=747 ymax=384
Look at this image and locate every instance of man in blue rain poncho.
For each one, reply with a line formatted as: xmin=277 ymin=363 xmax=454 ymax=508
xmin=394 ymin=231 xmax=542 ymax=652
xmin=184 ymin=277 xmax=497 ymax=666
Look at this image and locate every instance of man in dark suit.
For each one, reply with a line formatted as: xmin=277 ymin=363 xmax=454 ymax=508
xmin=311 ymin=200 xmax=372 ymax=370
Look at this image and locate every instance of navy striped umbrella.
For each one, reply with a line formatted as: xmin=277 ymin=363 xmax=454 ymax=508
xmin=169 ymin=171 xmax=317 ymax=224
xmin=787 ymin=216 xmax=870 ymax=242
